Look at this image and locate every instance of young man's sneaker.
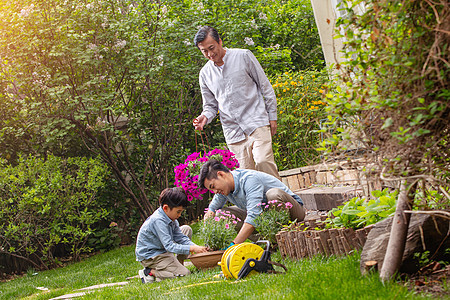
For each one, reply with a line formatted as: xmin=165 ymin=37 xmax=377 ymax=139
xmin=139 ymin=268 xmax=155 ymax=284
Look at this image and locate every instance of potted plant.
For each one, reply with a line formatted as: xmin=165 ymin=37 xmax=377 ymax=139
xmin=188 ymin=209 xmax=240 ymax=269
xmin=254 ymin=200 xmax=294 ymax=246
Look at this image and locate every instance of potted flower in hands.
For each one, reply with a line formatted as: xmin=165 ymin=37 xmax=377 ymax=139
xmin=188 ymin=210 xmax=241 ymax=269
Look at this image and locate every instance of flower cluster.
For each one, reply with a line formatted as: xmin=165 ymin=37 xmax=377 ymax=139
xmin=174 ymin=148 xmax=239 ymax=202
xmin=272 ymin=71 xmax=327 ymax=112
xmin=254 ymin=200 xmax=293 ymax=245
xmin=269 ymin=69 xmax=329 ymax=170
xmin=257 ymin=200 xmax=293 ymax=210
xmin=200 ymin=209 xmax=241 ymax=250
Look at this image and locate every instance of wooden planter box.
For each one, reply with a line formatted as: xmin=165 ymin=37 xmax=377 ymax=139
xmin=276 ymin=219 xmax=373 ymax=259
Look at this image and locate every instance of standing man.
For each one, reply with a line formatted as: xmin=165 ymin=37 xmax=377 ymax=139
xmin=192 ymin=26 xmax=280 ymax=180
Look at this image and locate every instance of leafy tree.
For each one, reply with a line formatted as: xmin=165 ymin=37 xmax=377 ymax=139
xmin=187 ymin=0 xmax=324 ymax=71
xmin=322 ymin=1 xmax=449 ymax=202
xmin=0 ymin=0 xmax=208 ymax=219
xmin=0 ymin=0 xmax=324 ymax=222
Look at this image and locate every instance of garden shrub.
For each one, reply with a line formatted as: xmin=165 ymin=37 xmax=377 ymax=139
xmin=270 ymin=69 xmax=328 ymax=170
xmin=0 ymin=155 xmax=110 ymax=271
xmin=320 ymin=0 xmax=449 ymax=197
xmin=254 ymin=200 xmax=293 ymax=245
xmin=326 ymin=189 xmax=398 ymax=229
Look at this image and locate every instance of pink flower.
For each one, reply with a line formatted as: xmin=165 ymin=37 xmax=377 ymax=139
xmin=174 ymin=148 xmax=239 ymax=201
xmin=225 ymin=224 xmax=230 ymax=229
xmin=214 ymin=217 xmax=220 ymax=222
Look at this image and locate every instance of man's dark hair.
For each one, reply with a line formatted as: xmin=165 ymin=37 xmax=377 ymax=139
xmin=159 ymin=187 xmax=190 ymax=209
xmin=194 ymin=26 xmax=220 ymax=47
xmin=198 ymin=159 xmax=230 ymax=189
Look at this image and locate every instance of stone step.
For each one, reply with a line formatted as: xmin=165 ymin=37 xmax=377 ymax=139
xmin=295 ymin=186 xmax=364 ymax=211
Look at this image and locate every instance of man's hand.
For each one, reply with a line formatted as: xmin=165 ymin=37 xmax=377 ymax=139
xmin=269 ymin=120 xmax=277 ymax=136
xmin=233 ymin=222 xmax=255 ymax=244
xmin=190 ymin=244 xmax=208 ymax=253
xmin=203 ymin=209 xmax=215 ymax=220
xmin=193 ymin=115 xmax=208 ymax=130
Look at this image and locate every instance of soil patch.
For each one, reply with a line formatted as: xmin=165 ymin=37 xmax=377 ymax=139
xmin=402 ymin=262 xmax=449 ymax=298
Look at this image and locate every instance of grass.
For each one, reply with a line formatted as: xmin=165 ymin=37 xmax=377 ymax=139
xmin=0 ymin=224 xmax=432 ymax=299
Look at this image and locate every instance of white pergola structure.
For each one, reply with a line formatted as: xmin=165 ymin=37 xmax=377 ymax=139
xmin=310 ymin=0 xmax=365 ymax=70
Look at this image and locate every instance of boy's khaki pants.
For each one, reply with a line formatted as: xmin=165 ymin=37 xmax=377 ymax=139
xmin=140 ymin=225 xmax=192 ymax=280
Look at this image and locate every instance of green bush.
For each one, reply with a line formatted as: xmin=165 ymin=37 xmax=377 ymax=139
xmin=326 ymin=189 xmax=398 ymax=229
xmin=254 ymin=200 xmax=292 ymax=245
xmin=86 ymin=225 xmax=121 ymax=253
xmin=320 ymin=0 xmax=449 ymax=193
xmin=187 ymin=0 xmax=324 ymax=73
xmin=270 ymin=69 xmax=328 ymax=170
xmin=0 ymin=155 xmax=110 ymax=270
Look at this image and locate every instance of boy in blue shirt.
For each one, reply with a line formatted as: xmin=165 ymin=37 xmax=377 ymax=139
xmin=135 ymin=187 xmax=208 ymax=283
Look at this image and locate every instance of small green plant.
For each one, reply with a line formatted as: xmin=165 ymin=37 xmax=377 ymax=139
xmin=200 ymin=210 xmax=239 ymax=250
xmin=254 ymin=200 xmax=293 ymax=244
xmin=326 ymin=189 xmax=398 ymax=229
xmin=413 ymin=250 xmax=431 ymax=269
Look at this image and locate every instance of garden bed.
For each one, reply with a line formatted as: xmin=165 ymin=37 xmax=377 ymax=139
xmin=276 ymin=218 xmax=373 ymax=259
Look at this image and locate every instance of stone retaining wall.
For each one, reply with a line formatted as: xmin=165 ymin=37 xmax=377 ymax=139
xmin=279 ymin=159 xmax=385 ymax=198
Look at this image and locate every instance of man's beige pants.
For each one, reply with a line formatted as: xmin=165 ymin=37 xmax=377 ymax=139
xmin=140 ymin=225 xmax=192 ymax=280
xmin=227 ymin=125 xmax=281 ymax=180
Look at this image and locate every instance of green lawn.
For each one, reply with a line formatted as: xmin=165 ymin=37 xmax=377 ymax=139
xmin=0 ymin=242 xmax=430 ymax=300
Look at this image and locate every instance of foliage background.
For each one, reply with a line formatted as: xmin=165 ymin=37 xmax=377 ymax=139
xmin=0 ymin=0 xmax=324 ymax=273
xmin=0 ymin=155 xmax=110 ymax=271
xmin=321 ymin=0 xmax=449 ymax=202
xmin=271 ymin=69 xmax=328 ymax=169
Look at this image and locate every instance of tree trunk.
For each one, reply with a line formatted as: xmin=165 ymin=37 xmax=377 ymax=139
xmin=380 ymin=180 xmax=415 ymax=281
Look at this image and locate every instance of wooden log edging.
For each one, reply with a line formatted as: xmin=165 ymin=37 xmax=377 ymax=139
xmin=276 ymin=224 xmax=373 ymax=260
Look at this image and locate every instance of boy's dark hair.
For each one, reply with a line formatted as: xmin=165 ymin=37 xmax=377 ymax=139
xmin=194 ymin=26 xmax=220 ymax=47
xmin=159 ymin=187 xmax=190 ymax=209
xmin=198 ymin=159 xmax=230 ymax=189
